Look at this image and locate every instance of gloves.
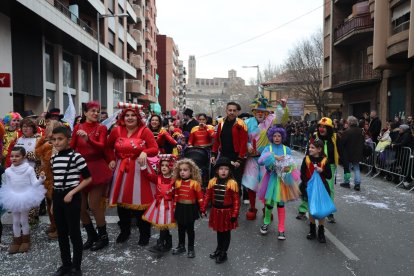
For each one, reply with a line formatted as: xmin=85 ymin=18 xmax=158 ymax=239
xmin=230 ymin=217 xmax=237 ymax=223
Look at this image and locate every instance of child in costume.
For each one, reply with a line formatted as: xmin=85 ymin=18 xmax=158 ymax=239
xmin=0 ymin=146 xmax=46 ymax=254
xmin=142 ymin=154 xmax=177 ymax=253
xmin=0 ymin=164 xmax=5 ymax=249
xmin=258 ymin=126 xmax=300 ymax=240
xmin=201 ymin=157 xmax=240 ymax=264
xmin=2 ymin=112 xmax=22 ymax=166
xmin=299 ymin=139 xmax=332 ymax=243
xmin=172 ymin=158 xmax=203 ymax=258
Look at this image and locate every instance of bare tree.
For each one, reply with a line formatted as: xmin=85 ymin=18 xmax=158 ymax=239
xmin=249 ymin=61 xmax=282 ymax=85
xmin=284 ymin=29 xmax=327 ymax=117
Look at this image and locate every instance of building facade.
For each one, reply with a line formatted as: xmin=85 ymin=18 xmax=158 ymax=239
xmin=324 ymin=0 xmax=414 ymax=122
xmin=0 ymin=0 xmax=139 ymax=116
xmin=177 ymin=60 xmax=187 ymax=113
xmin=156 ymin=34 xmax=179 ymax=112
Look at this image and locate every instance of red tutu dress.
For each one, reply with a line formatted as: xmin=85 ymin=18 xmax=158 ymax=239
xmin=202 ymin=178 xmax=240 ymax=232
xmin=142 ymin=170 xmax=175 ymax=230
xmin=71 ymin=122 xmax=113 ymax=189
xmin=107 ymin=126 xmax=159 ymax=210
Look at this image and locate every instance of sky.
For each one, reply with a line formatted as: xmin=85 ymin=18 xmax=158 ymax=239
xmin=156 ymin=0 xmax=323 ymax=83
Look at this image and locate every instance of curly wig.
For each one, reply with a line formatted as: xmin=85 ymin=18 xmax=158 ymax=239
xmin=267 ymin=126 xmax=287 ymax=143
xmin=172 ymin=158 xmax=202 ymax=184
xmin=3 ymin=112 xmax=22 ymax=125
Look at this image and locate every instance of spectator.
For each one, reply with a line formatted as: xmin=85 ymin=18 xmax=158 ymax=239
xmin=182 ymin=108 xmax=199 ymax=134
xmin=368 ymin=110 xmax=381 ymax=143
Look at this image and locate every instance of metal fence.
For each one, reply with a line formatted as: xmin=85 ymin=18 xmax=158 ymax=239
xmin=359 ymin=141 xmax=376 ymax=175
xmin=371 ymin=147 xmax=412 ymax=188
xmin=289 ymin=133 xmax=307 ymax=152
xmin=409 ymin=153 xmax=414 ymax=192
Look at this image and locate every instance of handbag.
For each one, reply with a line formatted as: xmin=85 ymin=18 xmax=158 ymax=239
xmin=307 ymin=171 xmax=336 ymax=219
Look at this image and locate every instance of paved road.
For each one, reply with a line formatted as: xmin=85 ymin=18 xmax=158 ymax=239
xmin=1 ymin=151 xmax=413 ymax=275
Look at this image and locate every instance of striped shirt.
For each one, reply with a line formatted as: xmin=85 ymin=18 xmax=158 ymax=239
xmin=51 ymin=148 xmax=91 ymax=189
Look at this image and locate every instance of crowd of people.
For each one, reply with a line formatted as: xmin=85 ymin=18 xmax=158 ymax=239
xmin=0 ymin=95 xmax=413 ymax=275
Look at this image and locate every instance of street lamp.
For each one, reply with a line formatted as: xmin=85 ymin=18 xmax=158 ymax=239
xmin=96 ymin=12 xmax=128 ymax=106
xmin=242 ymin=65 xmax=261 ymax=95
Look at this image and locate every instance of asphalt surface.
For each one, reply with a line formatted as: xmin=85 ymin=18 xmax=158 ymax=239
xmin=1 ymin=150 xmax=413 ymax=276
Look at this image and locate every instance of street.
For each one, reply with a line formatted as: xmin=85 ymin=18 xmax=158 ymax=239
xmin=1 ymin=151 xmax=414 ymax=276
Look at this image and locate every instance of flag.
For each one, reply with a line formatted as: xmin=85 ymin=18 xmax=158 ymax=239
xmin=101 ymin=109 xmax=121 ymax=130
xmin=62 ymin=85 xmax=76 ymax=131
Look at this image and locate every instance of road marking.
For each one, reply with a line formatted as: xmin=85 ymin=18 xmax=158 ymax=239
xmin=325 ymin=228 xmax=360 ymax=261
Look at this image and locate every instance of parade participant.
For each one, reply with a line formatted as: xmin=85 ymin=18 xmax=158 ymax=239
xmin=296 ymin=117 xmax=339 ymax=223
xmin=148 ymin=114 xmax=181 ymax=154
xmin=172 ymin=159 xmax=203 ymax=258
xmin=242 ymin=95 xmax=288 ymax=220
xmin=71 ymin=101 xmax=113 ymax=251
xmin=188 ymin=113 xmax=215 ymax=148
xmin=257 ymin=126 xmax=300 ymax=240
xmin=201 ymin=157 xmax=240 ymax=264
xmin=1 ymin=112 xmax=22 ymax=166
xmin=0 ymin=146 xmax=46 ymax=254
xmin=182 ymin=108 xmax=199 ymax=134
xmin=0 ymin=164 xmax=5 ymax=249
xmin=35 ymin=120 xmax=62 ymax=239
xmin=50 ymin=126 xmax=91 ymax=276
xmin=211 ymin=102 xmax=248 ymax=192
xmin=142 ymin=154 xmax=177 ymax=253
xmin=299 ymin=139 xmax=332 ymax=243
xmin=107 ymin=102 xmax=159 ymax=246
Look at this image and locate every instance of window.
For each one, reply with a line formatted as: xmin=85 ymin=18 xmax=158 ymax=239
xmin=117 ymin=39 xmax=124 ymax=58
xmin=108 ymin=0 xmax=114 ymax=12
xmin=63 ymin=52 xmax=74 ymax=88
xmin=324 ymin=58 xmax=330 ymax=76
xmin=45 ymin=44 xmax=54 ymax=83
xmin=46 ymin=90 xmax=56 ymax=109
xmin=81 ymin=61 xmax=88 ymax=92
xmin=108 ymin=30 xmax=115 ymax=51
xmin=113 ymin=78 xmax=124 ymax=107
xmin=63 ymin=93 xmax=76 ymax=111
xmin=392 ymin=1 xmax=411 ymax=34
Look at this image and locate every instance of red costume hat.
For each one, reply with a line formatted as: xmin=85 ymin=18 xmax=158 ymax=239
xmin=158 ymin=154 xmax=177 ymax=171
xmin=117 ymin=102 xmax=143 ymax=126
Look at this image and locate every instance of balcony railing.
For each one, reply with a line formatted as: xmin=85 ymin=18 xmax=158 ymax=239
xmin=50 ymin=0 xmax=97 ymax=38
xmin=331 ymin=64 xmax=381 ymax=86
xmin=334 ymin=13 xmax=373 ymax=42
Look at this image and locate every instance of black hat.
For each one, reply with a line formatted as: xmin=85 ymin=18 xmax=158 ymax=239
xmin=183 ymin=108 xmax=193 ymax=117
xmin=22 ymin=110 xmax=38 ymax=118
xmin=213 ymin=157 xmax=234 ymax=171
xmin=46 ymin=108 xmax=64 ymax=120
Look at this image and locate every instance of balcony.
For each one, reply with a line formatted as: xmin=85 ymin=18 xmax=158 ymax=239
xmin=328 ymin=64 xmax=381 ymax=91
xmin=126 ymin=80 xmax=143 ymax=95
xmin=145 ymin=6 xmax=151 ymax=19
xmin=133 ymin=4 xmax=142 ymax=20
xmin=128 ymin=53 xmax=142 ymax=69
xmin=129 ymin=27 xmax=143 ymax=46
xmin=334 ymin=13 xmax=374 ymax=45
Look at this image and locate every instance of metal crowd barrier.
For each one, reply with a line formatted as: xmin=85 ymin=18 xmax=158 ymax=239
xmin=359 ymin=141 xmax=376 ymax=176
xmin=409 ymin=153 xmax=414 ymax=192
xmin=372 ymin=146 xmax=412 ymax=188
xmin=289 ymin=133 xmax=307 ymax=152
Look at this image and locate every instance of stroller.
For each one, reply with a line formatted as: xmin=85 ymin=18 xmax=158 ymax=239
xmin=183 ymin=146 xmax=211 ymax=189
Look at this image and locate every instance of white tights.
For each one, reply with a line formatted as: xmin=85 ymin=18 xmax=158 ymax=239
xmin=12 ymin=211 xmax=30 ymax=237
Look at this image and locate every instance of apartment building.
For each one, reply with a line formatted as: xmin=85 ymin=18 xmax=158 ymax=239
xmin=156 ymin=34 xmax=179 ymax=112
xmin=177 ymin=60 xmax=187 ymax=113
xmin=0 ymin=0 xmax=140 ymax=116
xmin=323 ymin=0 xmax=414 ymax=121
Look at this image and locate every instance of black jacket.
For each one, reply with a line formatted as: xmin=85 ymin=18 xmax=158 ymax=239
xmin=369 ymin=117 xmax=381 ymax=142
xmin=341 ymin=126 xmax=365 ymax=163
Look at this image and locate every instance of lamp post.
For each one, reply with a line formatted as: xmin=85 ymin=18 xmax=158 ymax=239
xmin=242 ymin=65 xmax=261 ymax=95
xmin=96 ymin=12 xmax=128 ymax=106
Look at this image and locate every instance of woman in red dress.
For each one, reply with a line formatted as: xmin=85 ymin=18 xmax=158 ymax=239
xmin=188 ymin=113 xmax=215 ymax=148
xmin=71 ymin=101 xmax=113 ymax=251
xmin=107 ymin=103 xmax=159 ymax=245
xmin=148 ymin=114 xmax=181 ymax=154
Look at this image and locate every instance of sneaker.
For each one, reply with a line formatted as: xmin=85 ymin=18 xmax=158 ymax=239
xmin=277 ymin=232 xmax=286 ymax=240
xmin=354 ymin=185 xmax=360 ymax=191
xmin=172 ymin=244 xmax=186 ymax=255
xmin=296 ymin=212 xmax=307 ymax=220
xmin=260 ymin=224 xmax=269 ymax=235
xmin=327 ymin=214 xmax=336 ymax=223
xmin=339 ymin=182 xmax=351 ymax=188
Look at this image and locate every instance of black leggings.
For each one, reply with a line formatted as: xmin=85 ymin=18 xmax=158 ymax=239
xmin=217 ymin=231 xmax=231 ymax=252
xmin=178 ymin=221 xmax=195 ymax=248
xmin=117 ymin=206 xmax=151 ymax=241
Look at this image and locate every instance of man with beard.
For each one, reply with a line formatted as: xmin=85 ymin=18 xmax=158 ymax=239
xmin=182 ymin=108 xmax=199 ymax=135
xmin=211 ymin=102 xmax=248 ymax=194
xmin=242 ymin=95 xmax=289 ymax=220
xmin=296 ymin=117 xmax=339 ymax=223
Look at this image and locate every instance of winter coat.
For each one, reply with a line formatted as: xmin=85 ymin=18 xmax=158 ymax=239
xmin=368 ymin=117 xmax=381 ymax=143
xmin=341 ymin=125 xmax=364 ymax=163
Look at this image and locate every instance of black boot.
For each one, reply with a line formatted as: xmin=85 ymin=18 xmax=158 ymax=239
xmin=306 ymin=223 xmax=316 ymax=240
xmin=318 ymin=225 xmax=326 ymax=243
xmin=162 ymin=233 xmax=172 ymax=252
xmin=187 ymin=246 xmax=195 ymax=258
xmin=172 ymin=244 xmax=186 ymax=255
xmin=116 ymin=221 xmax=131 ymax=244
xmin=215 ymin=251 xmax=228 ymax=264
xmin=83 ymin=223 xmax=98 ymax=250
xmin=90 ymin=224 xmax=109 ymax=251
xmin=148 ymin=239 xmax=164 ymax=253
xmin=209 ymin=247 xmax=220 ymax=259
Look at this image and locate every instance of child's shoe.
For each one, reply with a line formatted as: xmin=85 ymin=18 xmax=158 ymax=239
xmin=83 ymin=223 xmax=98 ymax=250
xmin=52 ymin=265 xmax=72 ymax=276
xmin=161 ymin=234 xmax=172 ymax=252
xmin=318 ymin=225 xmax=326 ymax=243
xmin=209 ymin=247 xmax=220 ymax=259
xmin=69 ymin=267 xmax=82 ymax=276
xmin=260 ymin=224 xmax=269 ymax=235
xmin=246 ymin=208 xmax=257 ymax=220
xmin=277 ymin=232 xmax=286 ymax=240
xmin=327 ymin=214 xmax=336 ymax=223
xmin=8 ymin=236 xmax=21 ymax=254
xmin=296 ymin=212 xmax=307 ymax=220
xmin=306 ymin=223 xmax=317 ymax=240
xmin=19 ymin=234 xmax=31 ymax=253
xmin=215 ymin=251 xmax=227 ymax=264
xmin=172 ymin=244 xmax=186 ymax=255
xmin=187 ymin=246 xmax=195 ymax=258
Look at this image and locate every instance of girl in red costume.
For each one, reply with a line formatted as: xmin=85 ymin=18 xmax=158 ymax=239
xmin=71 ymin=101 xmax=113 ymax=251
xmin=148 ymin=114 xmax=181 ymax=154
xmin=142 ymin=154 xmax=177 ymax=253
xmin=107 ymin=102 xmax=159 ymax=246
xmin=188 ymin=113 xmax=215 ymax=148
xmin=171 ymin=159 xmax=203 ymax=258
xmin=201 ymin=157 xmax=240 ymax=264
